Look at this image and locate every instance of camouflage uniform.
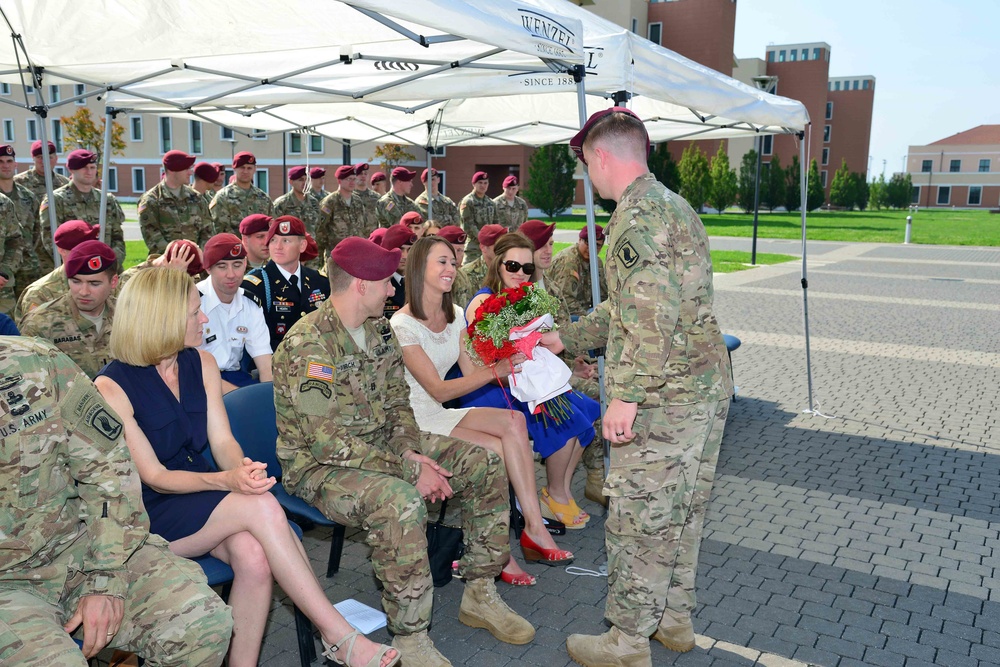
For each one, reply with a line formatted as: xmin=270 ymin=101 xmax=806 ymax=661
xmin=459 ymin=193 xmax=496 ymax=265
xmin=273 ymin=191 xmax=323 ymax=236
xmin=492 ymin=194 xmax=528 ymax=229
xmin=317 ymin=191 xmax=369 ymax=261
xmin=2 ymin=183 xmax=41 ymax=301
xmin=272 ymin=301 xmax=510 ymax=636
xmin=18 ymin=294 xmax=114 ymax=379
xmin=16 ymin=170 xmax=70 ymax=276
xmin=138 ymin=182 xmax=215 ymax=254
xmin=548 ymin=244 xmax=608 ymax=318
xmin=209 ymin=183 xmax=274 ymax=237
xmin=0 ymin=193 xmax=22 ymax=316
xmin=414 ymin=191 xmax=459 ymax=227
xmin=40 ymin=182 xmax=126 ymax=270
xmin=460 ymin=256 xmax=488 ymax=292
xmin=118 ymin=256 xmax=160 ymax=290
xmin=561 ymin=173 xmax=733 ymax=635
xmin=14 ymin=266 xmax=67 ymax=321
xmin=450 ymin=268 xmax=475 ymax=311
xmin=13 ymin=168 xmax=69 ymax=205
xmin=376 ymin=191 xmax=420 ymax=228
xmin=0 ymin=338 xmax=233 ymax=666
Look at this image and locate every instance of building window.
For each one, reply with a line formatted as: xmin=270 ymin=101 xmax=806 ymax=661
xmin=949 ymin=159 xmax=961 ymax=173
xmin=801 ymin=49 xmax=809 ymax=61
xmin=778 ymin=50 xmax=786 ymax=62
xmin=50 ymin=120 xmax=63 ymax=152
xmin=761 ymin=134 xmax=773 ymax=156
xmin=825 ymin=101 xmax=833 ymax=120
xmin=220 ymin=126 xmax=235 ymax=141
xmin=822 ymin=148 xmax=829 ymax=166
xmin=630 ymin=18 xmax=638 ymax=34
xmin=132 ymin=167 xmax=146 ymax=194
xmin=647 ymin=22 xmax=662 ymax=45
xmin=428 ymin=145 xmax=446 ymax=157
xmin=287 ymin=132 xmax=302 ymax=154
xmin=107 ymin=167 xmax=118 ymax=192
xmin=74 ymin=84 xmax=86 ymax=105
xmin=813 ymin=47 xmax=821 ymax=60
xmin=255 ymin=169 xmax=268 ymax=194
xmin=54 ymin=166 xmax=66 ymax=176
xmin=968 ymin=186 xmax=982 ymax=206
xmin=979 ymin=159 xmax=990 ymax=173
xmin=789 ymin=49 xmax=797 ymax=61
xmin=911 ymin=186 xmax=920 ymax=204
xmin=251 ymin=129 xmax=267 ymax=141
xmin=0 ymin=83 xmax=9 ymax=95
xmin=309 ymin=135 xmax=323 ymax=153
xmin=190 ymin=120 xmax=203 ymax=154
xmin=823 ymin=125 xmax=831 ymax=143
xmin=863 ymin=80 xmax=871 ymax=90
xmin=921 ymin=159 xmax=932 ymax=173
xmin=159 ymin=117 xmax=172 ymax=153
xmin=768 ymin=51 xmax=775 ymax=62
xmin=936 ymin=186 xmax=950 ymax=205
xmin=130 ymin=116 xmax=143 ymax=142
xmin=2 ymin=119 xmax=13 ymax=142
xmin=821 ymin=170 xmax=828 ymax=188
xmin=26 ymin=118 xmax=37 ymax=142
xmin=48 ymin=85 xmax=60 ymax=103
xmin=834 ymin=81 xmax=841 ymax=91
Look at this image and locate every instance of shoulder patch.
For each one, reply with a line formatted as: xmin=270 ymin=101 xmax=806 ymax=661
xmin=244 ymin=274 xmax=262 ymax=286
xmin=242 ymin=290 xmax=263 ymax=307
xmin=616 ymin=239 xmax=640 ymax=270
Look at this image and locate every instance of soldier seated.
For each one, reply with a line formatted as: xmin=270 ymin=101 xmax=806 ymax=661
xmin=118 ymin=238 xmax=203 ymax=290
xmin=15 ymin=219 xmax=98 ymax=320
xmin=273 ymin=237 xmax=535 ymax=667
xmin=0 ymin=337 xmax=233 ymax=666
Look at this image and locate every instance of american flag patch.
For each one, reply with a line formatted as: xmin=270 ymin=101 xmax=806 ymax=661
xmin=306 ymin=362 xmax=334 ymax=382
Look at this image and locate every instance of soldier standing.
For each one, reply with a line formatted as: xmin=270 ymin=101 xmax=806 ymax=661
xmin=376 ymin=167 xmax=420 ymax=228
xmin=0 ymin=145 xmax=41 ymax=301
xmin=239 ymin=213 xmax=272 ymax=270
xmin=14 ymin=219 xmax=99 ymax=320
xmin=369 ymin=170 xmax=388 ymax=196
xmin=308 ymin=166 xmax=328 ymax=201
xmin=210 ymin=151 xmax=273 ymax=236
xmin=493 ymin=175 xmax=529 ymax=229
xmin=0 ymin=337 xmax=233 ymax=666
xmin=18 ymin=240 xmax=117 ymax=379
xmin=192 ymin=162 xmax=221 ymax=207
xmin=459 ymin=171 xmax=496 ymax=265
xmin=39 ymin=149 xmax=126 ymax=271
xmin=241 ymin=215 xmax=329 ymax=351
xmin=138 ymin=150 xmax=214 ymax=254
xmin=14 ymin=141 xmax=68 ymax=276
xmin=317 ymin=165 xmax=368 ymax=260
xmin=351 ymin=163 xmax=381 ymax=235
xmin=459 ymin=223 xmax=507 ymax=291
xmin=0 ymin=189 xmax=21 ymax=316
xmin=548 ymin=225 xmax=608 ymax=318
xmin=414 ymin=168 xmax=459 ymax=227
xmin=272 ymin=236 xmax=535 ymax=667
xmin=274 ymin=166 xmax=323 ymax=235
xmin=543 ymin=108 xmax=733 ymax=666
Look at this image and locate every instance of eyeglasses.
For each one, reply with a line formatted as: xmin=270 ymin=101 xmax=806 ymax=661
xmin=502 ymin=260 xmax=535 ymax=275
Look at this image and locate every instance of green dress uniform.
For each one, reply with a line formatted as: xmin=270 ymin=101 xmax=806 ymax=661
xmin=492 ymin=194 xmax=528 ymax=229
xmin=18 ymin=294 xmax=114 ymax=379
xmin=241 ymin=261 xmax=330 ymax=351
xmin=376 ymin=191 xmax=420 ymax=228
xmin=209 ymin=183 xmax=274 ymax=237
xmin=137 ymin=182 xmax=215 ymax=254
xmin=317 ymin=191 xmax=369 ymax=260
xmin=4 ymin=183 xmax=42 ymax=300
xmin=414 ymin=191 xmax=459 ymax=227
xmin=273 ymin=190 xmax=323 ymax=235
xmin=272 ymin=301 xmax=510 ymax=636
xmin=459 ymin=193 xmax=496 ymax=265
xmin=0 ymin=192 xmax=22 ymax=316
xmin=561 ymin=173 xmax=733 ymax=636
xmin=14 ymin=265 xmax=67 ymax=321
xmin=547 ymin=244 xmax=608 ymax=317
xmin=39 ymin=182 xmax=126 ymax=270
xmin=0 ymin=338 xmax=233 ymax=666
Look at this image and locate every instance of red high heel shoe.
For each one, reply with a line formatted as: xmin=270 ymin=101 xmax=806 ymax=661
xmin=520 ymin=531 xmax=574 ymax=566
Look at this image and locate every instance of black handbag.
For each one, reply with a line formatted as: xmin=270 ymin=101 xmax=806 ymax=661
xmin=426 ymin=500 xmax=464 ymax=587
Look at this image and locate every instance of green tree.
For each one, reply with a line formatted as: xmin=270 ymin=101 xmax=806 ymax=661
xmin=60 ymin=108 xmax=126 ymax=170
xmin=886 ymin=172 xmax=913 ymax=209
xmin=851 ymin=172 xmax=870 ymax=211
xmin=829 ymin=158 xmax=854 ymax=209
xmin=708 ymin=144 xmax=737 ymax=213
xmin=784 ymin=155 xmax=801 ymax=212
xmin=648 ymin=143 xmax=681 ymax=193
xmin=764 ymin=155 xmax=784 ymax=212
xmin=737 ymin=149 xmax=758 ymax=213
xmin=678 ymin=143 xmax=711 ymax=212
xmin=372 ymin=143 xmax=416 ymax=172
xmin=806 ymin=159 xmax=825 ymax=211
xmin=523 ymin=144 xmax=577 ymax=218
xmin=869 ymin=173 xmax=888 ymax=211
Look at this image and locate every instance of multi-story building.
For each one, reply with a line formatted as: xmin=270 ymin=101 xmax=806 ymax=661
xmin=906 ymin=125 xmax=1000 ymax=209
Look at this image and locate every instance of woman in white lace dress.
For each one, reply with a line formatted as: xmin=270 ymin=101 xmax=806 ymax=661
xmin=390 ymin=236 xmax=573 ymax=586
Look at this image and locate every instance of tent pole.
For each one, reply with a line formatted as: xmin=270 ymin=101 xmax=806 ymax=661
xmin=98 ymin=105 xmax=115 ymax=243
xmin=799 ymin=133 xmax=815 ymax=414
xmin=31 ymin=78 xmax=60 ymax=267
xmin=751 ymin=134 xmax=763 ymax=264
xmin=425 ymin=148 xmax=433 ymax=222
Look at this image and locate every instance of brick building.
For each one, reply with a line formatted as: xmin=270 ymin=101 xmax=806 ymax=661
xmin=906 ymin=125 xmax=1000 ymax=209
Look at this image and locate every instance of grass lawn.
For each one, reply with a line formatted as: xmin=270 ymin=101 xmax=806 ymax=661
xmin=551 ymin=241 xmax=794 ymax=274
xmin=548 ymin=208 xmax=1000 ymax=246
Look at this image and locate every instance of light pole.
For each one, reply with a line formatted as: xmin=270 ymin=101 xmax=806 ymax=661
xmin=901 ymin=155 xmax=907 ymax=173
xmin=867 ymin=155 xmax=873 ymax=180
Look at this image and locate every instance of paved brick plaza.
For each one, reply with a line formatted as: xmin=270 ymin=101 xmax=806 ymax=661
xmin=256 ymin=236 xmax=999 ymax=666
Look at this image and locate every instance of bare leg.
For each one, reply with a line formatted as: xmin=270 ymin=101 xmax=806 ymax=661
xmin=544 ymin=437 xmax=582 ymax=507
xmin=170 ymin=492 xmax=397 ymax=667
xmin=207 ymin=532 xmax=272 ymax=667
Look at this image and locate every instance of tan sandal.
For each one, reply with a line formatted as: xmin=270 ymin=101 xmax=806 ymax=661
xmin=323 ymin=630 xmax=400 ymax=667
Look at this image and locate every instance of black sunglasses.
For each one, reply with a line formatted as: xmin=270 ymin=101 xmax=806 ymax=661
xmin=502 ymin=260 xmax=535 ymax=275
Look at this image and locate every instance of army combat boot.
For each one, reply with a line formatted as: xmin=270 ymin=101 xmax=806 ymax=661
xmin=458 ymin=578 xmax=536 ymax=644
xmin=391 ymin=630 xmax=452 ymax=667
xmin=566 ymin=626 xmax=652 ymax=667
xmin=653 ymin=608 xmax=696 ymax=653
xmin=584 ymin=467 xmax=608 ymax=507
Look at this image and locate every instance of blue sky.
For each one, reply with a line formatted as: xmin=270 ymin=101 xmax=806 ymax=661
xmin=733 ymin=0 xmax=1000 ymax=178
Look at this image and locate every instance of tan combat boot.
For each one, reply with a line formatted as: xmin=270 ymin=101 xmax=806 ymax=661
xmin=566 ymin=626 xmax=652 ymax=667
xmin=458 ymin=578 xmax=536 ymax=645
xmin=652 ymin=608 xmax=696 ymax=653
xmin=584 ymin=468 xmax=608 ymax=507
xmin=391 ymin=630 xmax=452 ymax=667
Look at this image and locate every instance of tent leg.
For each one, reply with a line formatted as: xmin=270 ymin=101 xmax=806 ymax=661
xmin=751 ymin=134 xmax=763 ymax=264
xmin=425 ymin=148 xmax=433 ymax=221
xmin=32 ymin=78 xmax=60 ymax=267
xmin=799 ymin=135 xmax=816 ymax=414
xmin=98 ymin=105 xmax=115 ymax=243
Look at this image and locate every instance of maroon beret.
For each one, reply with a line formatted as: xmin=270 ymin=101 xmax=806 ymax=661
xmin=165 ymin=239 xmax=204 ymax=276
xmin=211 ymin=162 xmax=224 ymax=171
xmin=421 ymin=167 xmax=438 ymax=183
xmin=300 ymin=233 xmax=319 ymax=263
xmin=162 ymin=150 xmax=196 ymax=172
xmin=64 ymin=240 xmax=116 ymax=278
xmin=193 ymin=162 xmax=220 ymax=183
xmin=332 ymin=237 xmax=401 ymax=281
xmin=478 ymin=223 xmax=508 ymax=247
xmin=353 ymin=163 xmax=369 ymax=175
xmin=66 ymin=149 xmax=97 ymax=170
xmin=0 ymin=144 xmax=15 ymax=157
xmin=502 ymin=175 xmax=518 ymax=188
xmin=368 ymin=227 xmax=387 ymax=245
xmin=309 ymin=166 xmax=326 ymax=178
xmin=519 ymin=219 xmax=555 ymax=250
xmin=370 ymin=171 xmax=387 ymax=184
xmin=569 ymin=106 xmax=649 ymax=164
xmin=437 ymin=226 xmax=467 ymax=245
xmin=335 ymin=165 xmax=356 ymax=180
xmin=579 ymin=224 xmax=606 ymax=242
xmin=471 ymin=171 xmax=488 ymax=184
xmin=400 ymin=211 xmax=424 ymax=228
xmin=31 ymin=140 xmax=57 ymax=157
xmin=265 ymin=215 xmax=306 ymax=245
xmin=288 ymin=166 xmax=307 ymax=181
xmin=391 ymin=167 xmax=416 ymax=182
xmin=203 ymin=234 xmax=247 ymax=267
xmin=53 ymin=220 xmax=99 ymax=250
xmin=239 ymin=214 xmax=272 ymax=236
xmin=233 ymin=151 xmax=256 ymax=168
xmin=381 ymin=224 xmax=417 ymax=251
